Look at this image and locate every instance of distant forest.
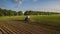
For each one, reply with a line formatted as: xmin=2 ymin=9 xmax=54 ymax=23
xmin=0 ymin=8 xmax=60 ymax=16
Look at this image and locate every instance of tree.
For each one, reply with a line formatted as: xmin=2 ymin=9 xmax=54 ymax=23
xmin=17 ymin=11 xmax=23 ymax=15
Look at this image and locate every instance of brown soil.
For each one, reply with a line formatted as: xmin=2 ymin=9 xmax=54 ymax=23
xmin=0 ymin=20 xmax=60 ymax=34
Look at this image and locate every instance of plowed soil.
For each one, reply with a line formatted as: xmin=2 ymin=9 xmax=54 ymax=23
xmin=0 ymin=20 xmax=60 ymax=34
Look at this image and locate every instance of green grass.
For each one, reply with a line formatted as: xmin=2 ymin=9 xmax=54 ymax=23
xmin=0 ymin=15 xmax=60 ymax=31
xmin=0 ymin=16 xmax=25 ymax=20
xmin=30 ymin=15 xmax=60 ymax=31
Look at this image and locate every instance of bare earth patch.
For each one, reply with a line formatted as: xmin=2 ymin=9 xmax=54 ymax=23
xmin=0 ymin=20 xmax=60 ymax=34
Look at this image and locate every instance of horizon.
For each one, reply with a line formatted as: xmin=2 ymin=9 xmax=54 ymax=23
xmin=0 ymin=0 xmax=60 ymax=12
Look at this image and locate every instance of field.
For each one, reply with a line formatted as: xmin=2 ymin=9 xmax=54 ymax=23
xmin=0 ymin=15 xmax=60 ymax=34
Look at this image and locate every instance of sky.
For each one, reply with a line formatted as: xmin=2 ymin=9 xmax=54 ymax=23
xmin=0 ymin=0 xmax=60 ymax=12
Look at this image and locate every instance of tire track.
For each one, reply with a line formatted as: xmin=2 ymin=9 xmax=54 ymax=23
xmin=4 ymin=21 xmax=33 ymax=34
xmin=0 ymin=27 xmax=7 ymax=34
xmin=2 ymin=23 xmax=22 ymax=34
xmin=1 ymin=25 xmax=16 ymax=34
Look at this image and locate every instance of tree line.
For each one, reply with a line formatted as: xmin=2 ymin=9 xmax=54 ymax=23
xmin=24 ymin=10 xmax=60 ymax=15
xmin=0 ymin=8 xmax=23 ymax=16
xmin=0 ymin=8 xmax=60 ymax=16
